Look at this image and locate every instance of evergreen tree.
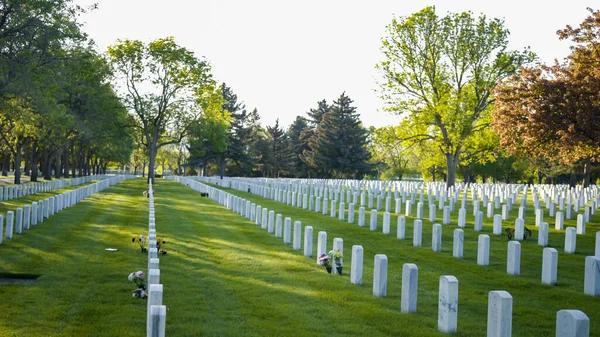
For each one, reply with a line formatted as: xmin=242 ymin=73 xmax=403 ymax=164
xmin=287 ymin=116 xmax=310 ymax=177
xmin=221 ymin=83 xmax=250 ymax=177
xmin=266 ymin=119 xmax=290 ymax=178
xmin=300 ymin=99 xmax=330 ymax=176
xmin=309 ymin=93 xmax=371 ymax=178
xmin=245 ymin=108 xmax=267 ymax=176
xmin=306 ymin=99 xmax=329 ymax=126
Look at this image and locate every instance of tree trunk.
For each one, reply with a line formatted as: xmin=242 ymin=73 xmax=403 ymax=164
xmin=462 ymin=169 xmax=470 ymax=184
xmin=54 ymin=149 xmax=62 ymax=179
xmin=445 ymin=154 xmax=457 ymax=188
xmin=63 ymin=148 xmax=70 ymax=178
xmin=24 ymin=147 xmax=30 ymax=177
xmin=71 ymin=151 xmax=77 ymax=177
xmin=148 ymin=143 xmax=157 ymax=183
xmin=78 ymin=152 xmax=84 ymax=177
xmin=2 ymin=153 xmax=8 ymax=176
xmin=583 ymin=158 xmax=592 ymax=188
xmin=142 ymin=162 xmax=146 ymax=177
xmin=14 ymin=143 xmax=22 ymax=184
xmin=85 ymin=156 xmax=91 ymax=176
xmin=31 ymin=144 xmax=39 ymax=182
xmin=43 ymin=151 xmax=52 ymax=181
xmin=569 ymin=171 xmax=576 ymax=188
xmin=219 ymin=153 xmax=225 ymax=179
xmin=432 ymin=165 xmax=436 ymax=182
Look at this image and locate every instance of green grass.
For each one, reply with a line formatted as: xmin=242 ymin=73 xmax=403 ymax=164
xmin=0 ymin=177 xmax=597 ymax=336
xmin=204 ymin=180 xmax=600 ymax=337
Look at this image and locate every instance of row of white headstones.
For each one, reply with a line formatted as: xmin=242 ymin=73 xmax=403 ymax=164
xmin=222 ymin=177 xmax=596 ymax=233
xmin=0 ymin=176 xmax=130 ymax=243
xmin=214 ymin=177 xmax=600 ymax=280
xmin=0 ymin=175 xmax=100 ymax=203
xmin=208 ymin=179 xmax=591 ymax=253
xmin=145 ymin=181 xmax=167 ymax=337
xmin=188 ymin=176 xmax=595 ymax=337
xmin=210 ymin=177 xmax=597 ymax=220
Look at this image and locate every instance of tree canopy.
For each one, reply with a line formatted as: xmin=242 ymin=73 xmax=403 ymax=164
xmin=377 ymin=6 xmax=534 ymax=188
xmin=493 ymin=8 xmax=600 ymax=187
xmin=107 ymin=37 xmax=221 ymax=182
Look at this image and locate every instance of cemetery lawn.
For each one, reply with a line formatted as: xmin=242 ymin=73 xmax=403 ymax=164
xmin=0 ymin=178 xmax=597 ymax=336
xmin=206 ymin=181 xmax=600 ymax=337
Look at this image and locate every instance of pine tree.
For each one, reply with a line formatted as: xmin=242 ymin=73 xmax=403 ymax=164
xmin=220 ymin=84 xmax=257 ymax=177
xmin=287 ymin=116 xmax=310 ymax=177
xmin=266 ymin=119 xmax=290 ymax=178
xmin=309 ymin=93 xmax=371 ymax=178
xmin=246 ymin=108 xmax=268 ymax=176
xmin=300 ymin=99 xmax=330 ymax=176
xmin=306 ymin=99 xmax=329 ymax=126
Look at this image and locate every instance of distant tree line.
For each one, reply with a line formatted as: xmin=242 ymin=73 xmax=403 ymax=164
xmin=187 ymin=85 xmax=372 ymax=179
xmin=0 ymin=0 xmax=134 ymax=184
xmin=372 ymin=6 xmax=600 ymax=187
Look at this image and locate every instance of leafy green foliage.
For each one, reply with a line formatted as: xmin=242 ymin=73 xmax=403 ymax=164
xmin=107 ymin=37 xmax=220 ymax=182
xmin=377 ymin=6 xmax=534 ymax=187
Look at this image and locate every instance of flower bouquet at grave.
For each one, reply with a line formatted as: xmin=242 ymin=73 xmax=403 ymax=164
xmin=156 ymin=237 xmax=167 ymax=255
xmin=318 ymin=253 xmax=332 ymax=273
xmin=128 ymin=270 xmax=147 ymax=298
xmin=132 ymin=235 xmax=147 ymax=252
xmin=329 ymin=249 xmax=343 ymax=275
xmin=504 ymin=227 xmax=533 ymax=240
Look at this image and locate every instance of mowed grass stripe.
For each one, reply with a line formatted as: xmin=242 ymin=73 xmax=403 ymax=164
xmin=154 ymin=179 xmax=414 ymax=337
xmin=204 ymin=181 xmax=600 ymax=336
xmin=0 ymin=178 xmax=149 ymax=336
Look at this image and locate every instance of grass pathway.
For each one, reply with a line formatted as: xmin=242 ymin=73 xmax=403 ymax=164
xmin=0 ymin=178 xmax=149 ymax=336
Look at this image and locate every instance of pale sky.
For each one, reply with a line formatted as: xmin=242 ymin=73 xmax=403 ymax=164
xmin=77 ymin=0 xmax=594 ymax=129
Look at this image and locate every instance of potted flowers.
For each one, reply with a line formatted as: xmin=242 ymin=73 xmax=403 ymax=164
xmin=318 ymin=253 xmax=332 ymax=273
xmin=317 ymin=250 xmax=343 ymax=275
xmin=132 ymin=235 xmax=146 ymax=252
xmin=129 ymin=270 xmax=147 ymax=298
xmin=156 ymin=237 xmax=167 ymax=255
xmin=329 ymin=249 xmax=343 ymax=275
xmin=505 ymin=227 xmax=533 ymax=240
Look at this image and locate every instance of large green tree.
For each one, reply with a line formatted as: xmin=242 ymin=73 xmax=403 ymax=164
xmin=493 ymin=8 xmax=600 ymax=187
xmin=265 ymin=119 xmax=289 ymax=178
xmin=377 ymin=6 xmax=534 ymax=188
xmin=299 ymin=99 xmax=330 ymax=176
xmin=308 ymin=93 xmax=371 ymax=178
xmin=287 ymin=116 xmax=310 ymax=177
xmin=107 ymin=37 xmax=218 ymax=183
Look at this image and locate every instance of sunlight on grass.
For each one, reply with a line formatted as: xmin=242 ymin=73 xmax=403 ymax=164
xmin=0 ymin=177 xmax=596 ymax=336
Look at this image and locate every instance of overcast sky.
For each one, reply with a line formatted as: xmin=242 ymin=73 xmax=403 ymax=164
xmin=77 ymin=0 xmax=594 ymax=129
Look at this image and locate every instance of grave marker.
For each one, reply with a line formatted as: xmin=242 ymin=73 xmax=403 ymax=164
xmin=438 ymin=276 xmax=459 ymax=333
xmin=350 ymin=245 xmax=363 ymax=285
xmin=401 ymin=263 xmax=418 ymax=313
xmin=542 ymin=248 xmax=558 ymax=285
xmin=373 ymin=254 xmax=388 ymax=297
